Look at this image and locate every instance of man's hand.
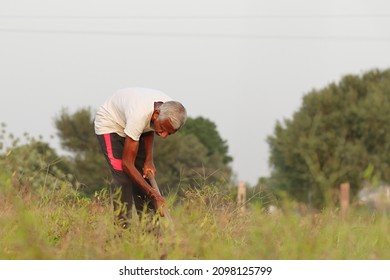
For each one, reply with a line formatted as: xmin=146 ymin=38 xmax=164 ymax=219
xmin=149 ymin=189 xmax=166 ymax=217
xmin=142 ymin=162 xmax=156 ymax=178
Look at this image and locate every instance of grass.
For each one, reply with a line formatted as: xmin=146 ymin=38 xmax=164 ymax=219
xmin=1 ymin=173 xmax=390 ymax=260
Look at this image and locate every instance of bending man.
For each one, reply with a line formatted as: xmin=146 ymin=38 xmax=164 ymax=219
xmin=94 ymin=87 xmax=187 ymax=227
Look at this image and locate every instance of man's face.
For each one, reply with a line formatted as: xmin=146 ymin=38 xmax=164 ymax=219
xmin=154 ymin=117 xmax=176 ymax=139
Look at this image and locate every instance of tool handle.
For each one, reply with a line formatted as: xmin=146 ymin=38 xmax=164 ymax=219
xmin=146 ymin=171 xmax=174 ymax=223
xmin=147 ymin=171 xmax=162 ymax=195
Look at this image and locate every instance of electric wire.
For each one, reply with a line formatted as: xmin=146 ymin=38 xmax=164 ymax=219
xmin=1 ymin=14 xmax=390 ymax=19
xmin=0 ymin=28 xmax=389 ymax=42
xmin=1 ymin=14 xmax=389 ymax=41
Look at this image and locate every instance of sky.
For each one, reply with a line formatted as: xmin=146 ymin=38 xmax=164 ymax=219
xmin=1 ymin=0 xmax=390 ymax=185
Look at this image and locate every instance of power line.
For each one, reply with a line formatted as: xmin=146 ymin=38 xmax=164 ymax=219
xmin=1 ymin=27 xmax=390 ymax=42
xmin=1 ymin=14 xmax=390 ymax=20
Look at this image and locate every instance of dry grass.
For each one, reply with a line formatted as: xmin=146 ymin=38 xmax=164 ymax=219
xmin=1 ymin=177 xmax=390 ymax=260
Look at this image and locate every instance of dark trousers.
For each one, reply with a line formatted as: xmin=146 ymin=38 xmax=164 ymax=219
xmin=96 ymin=133 xmax=155 ymax=226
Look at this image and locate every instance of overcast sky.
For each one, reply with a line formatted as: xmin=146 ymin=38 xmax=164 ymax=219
xmin=1 ymin=0 xmax=390 ymax=185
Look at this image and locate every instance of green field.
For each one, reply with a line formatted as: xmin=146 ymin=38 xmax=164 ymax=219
xmin=1 ymin=173 xmax=390 ymax=260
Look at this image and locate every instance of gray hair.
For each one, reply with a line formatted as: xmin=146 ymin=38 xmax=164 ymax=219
xmin=159 ymin=101 xmax=187 ymax=130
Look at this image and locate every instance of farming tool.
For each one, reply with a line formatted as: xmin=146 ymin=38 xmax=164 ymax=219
xmin=147 ymin=171 xmax=174 ymax=225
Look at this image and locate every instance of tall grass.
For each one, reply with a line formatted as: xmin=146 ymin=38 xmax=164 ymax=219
xmin=1 ymin=171 xmax=390 ymax=260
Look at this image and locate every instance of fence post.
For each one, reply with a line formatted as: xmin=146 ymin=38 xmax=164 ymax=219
xmin=237 ymin=181 xmax=246 ymax=214
xmin=340 ymin=182 xmax=350 ymax=217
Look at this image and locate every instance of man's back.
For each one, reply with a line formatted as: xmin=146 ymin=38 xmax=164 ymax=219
xmin=94 ymin=87 xmax=172 ymax=140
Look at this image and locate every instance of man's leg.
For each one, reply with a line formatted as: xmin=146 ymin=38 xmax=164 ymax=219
xmin=97 ymin=133 xmax=157 ymax=225
xmin=96 ymin=133 xmax=134 ymax=227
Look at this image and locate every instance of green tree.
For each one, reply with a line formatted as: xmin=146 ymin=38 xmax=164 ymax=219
xmin=55 ymin=107 xmax=111 ymax=194
xmin=180 ymin=117 xmax=232 ymax=164
xmin=0 ymin=126 xmax=72 ymax=192
xmin=267 ymin=68 xmax=390 ymax=208
xmin=55 ymin=110 xmax=233 ymax=195
xmin=154 ymin=132 xmax=232 ymax=194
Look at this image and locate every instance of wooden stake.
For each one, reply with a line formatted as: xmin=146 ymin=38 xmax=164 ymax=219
xmin=237 ymin=181 xmax=246 ymax=214
xmin=340 ymin=182 xmax=350 ymax=217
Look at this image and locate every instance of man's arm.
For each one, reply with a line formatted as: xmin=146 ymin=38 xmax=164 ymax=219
xmin=141 ymin=131 xmax=156 ymax=178
xmin=122 ymin=135 xmax=165 ymax=216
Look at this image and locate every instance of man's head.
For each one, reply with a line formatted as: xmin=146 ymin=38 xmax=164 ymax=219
xmin=152 ymin=101 xmax=187 ymax=139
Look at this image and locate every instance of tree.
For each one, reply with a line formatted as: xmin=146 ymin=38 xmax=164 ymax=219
xmin=55 ymin=108 xmax=111 ymax=194
xmin=179 ymin=117 xmax=232 ymax=164
xmin=0 ymin=128 xmax=73 ymax=192
xmin=154 ymin=132 xmax=232 ymax=194
xmin=267 ymin=68 xmax=390 ymax=208
xmin=55 ymin=110 xmax=233 ymax=195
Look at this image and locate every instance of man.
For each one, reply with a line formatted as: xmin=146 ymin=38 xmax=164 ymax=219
xmin=94 ymin=87 xmax=187 ymax=227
